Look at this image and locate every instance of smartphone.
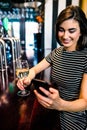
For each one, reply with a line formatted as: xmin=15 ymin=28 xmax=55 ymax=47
xmin=31 ymin=78 xmax=51 ymax=96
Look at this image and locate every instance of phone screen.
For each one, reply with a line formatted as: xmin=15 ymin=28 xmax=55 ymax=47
xmin=31 ymin=79 xmax=51 ymax=96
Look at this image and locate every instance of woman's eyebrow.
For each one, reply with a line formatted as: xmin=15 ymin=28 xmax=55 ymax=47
xmin=69 ymin=28 xmax=77 ymax=30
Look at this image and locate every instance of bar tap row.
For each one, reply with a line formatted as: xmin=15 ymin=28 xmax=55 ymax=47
xmin=0 ymin=37 xmax=21 ymax=71
xmin=0 ymin=36 xmax=22 ymax=94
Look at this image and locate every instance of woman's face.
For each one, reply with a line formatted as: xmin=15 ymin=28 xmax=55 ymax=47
xmin=58 ymin=19 xmax=81 ymax=51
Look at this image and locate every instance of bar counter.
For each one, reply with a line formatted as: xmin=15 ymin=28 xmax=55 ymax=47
xmin=0 ymin=65 xmax=34 ymax=130
xmin=0 ymin=50 xmax=59 ymax=130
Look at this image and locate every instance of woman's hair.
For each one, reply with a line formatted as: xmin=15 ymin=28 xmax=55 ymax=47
xmin=56 ymin=5 xmax=87 ymax=50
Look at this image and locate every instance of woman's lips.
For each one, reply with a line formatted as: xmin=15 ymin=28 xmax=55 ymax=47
xmin=62 ymin=40 xmax=70 ymax=44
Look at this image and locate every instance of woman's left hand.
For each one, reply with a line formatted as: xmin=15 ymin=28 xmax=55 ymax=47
xmin=34 ymin=87 xmax=61 ymax=110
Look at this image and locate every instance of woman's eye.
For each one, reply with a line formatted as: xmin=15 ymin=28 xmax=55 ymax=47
xmin=58 ymin=28 xmax=64 ymax=32
xmin=69 ymin=29 xmax=76 ymax=33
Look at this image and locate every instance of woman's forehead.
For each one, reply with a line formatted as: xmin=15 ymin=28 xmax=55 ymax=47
xmin=59 ymin=19 xmax=80 ymax=28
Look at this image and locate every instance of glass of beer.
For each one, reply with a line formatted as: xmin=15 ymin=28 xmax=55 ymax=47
xmin=16 ymin=59 xmax=30 ymax=97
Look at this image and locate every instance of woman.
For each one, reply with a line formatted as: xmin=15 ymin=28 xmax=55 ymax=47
xmin=17 ymin=5 xmax=87 ymax=130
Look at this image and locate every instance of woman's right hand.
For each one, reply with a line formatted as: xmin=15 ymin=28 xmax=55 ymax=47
xmin=17 ymin=76 xmax=31 ymax=90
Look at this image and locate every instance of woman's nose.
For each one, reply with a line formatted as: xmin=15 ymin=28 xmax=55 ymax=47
xmin=63 ymin=31 xmax=69 ymax=39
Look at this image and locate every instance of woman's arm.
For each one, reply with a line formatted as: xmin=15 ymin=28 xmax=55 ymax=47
xmin=59 ymin=73 xmax=87 ymax=112
xmin=17 ymin=58 xmax=50 ymax=90
xmin=29 ymin=58 xmax=50 ymax=80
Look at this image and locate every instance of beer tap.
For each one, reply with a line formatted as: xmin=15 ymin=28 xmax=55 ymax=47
xmin=0 ymin=39 xmax=8 ymax=91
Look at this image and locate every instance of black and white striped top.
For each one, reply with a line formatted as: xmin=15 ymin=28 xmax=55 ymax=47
xmin=45 ymin=46 xmax=87 ymax=130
